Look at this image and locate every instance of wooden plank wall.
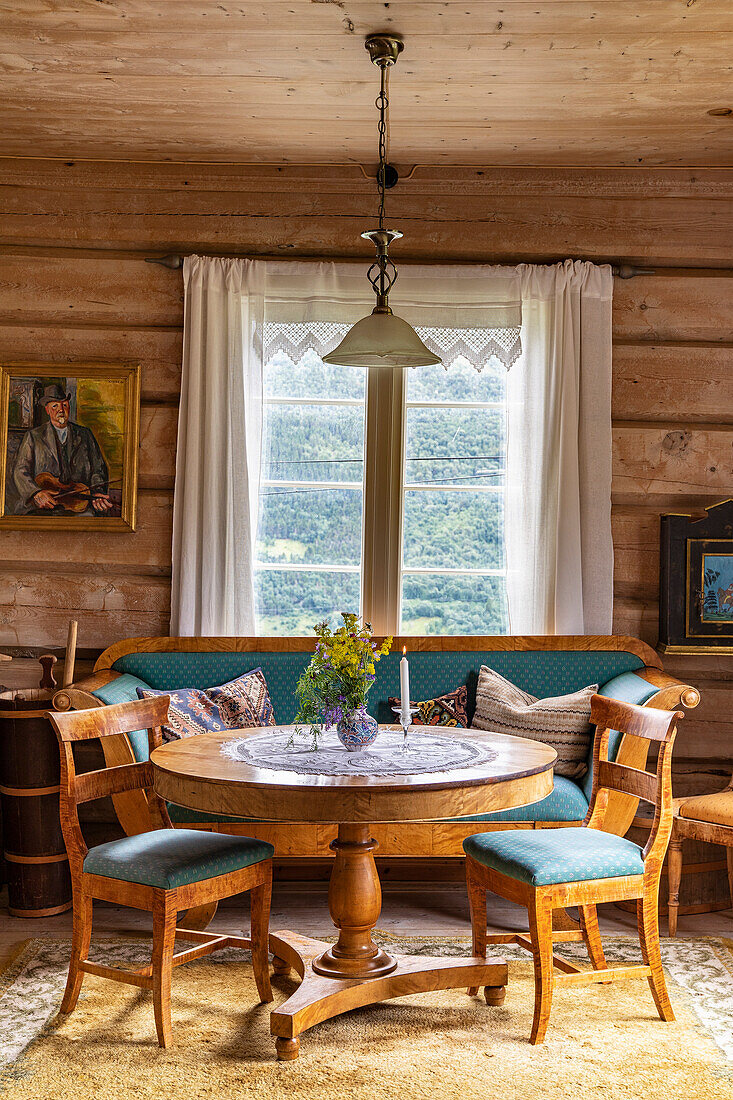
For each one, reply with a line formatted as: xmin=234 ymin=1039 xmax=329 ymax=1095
xmin=0 ymin=160 xmax=731 ymax=792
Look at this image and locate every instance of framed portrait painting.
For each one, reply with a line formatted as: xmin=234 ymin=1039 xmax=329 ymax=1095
xmin=0 ymin=363 xmax=140 ymax=531
xmin=660 ymin=499 xmax=733 ymax=653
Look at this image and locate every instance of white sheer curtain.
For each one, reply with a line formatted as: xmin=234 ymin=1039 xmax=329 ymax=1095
xmin=171 ymin=256 xmax=266 ymax=635
xmin=505 ymin=260 xmax=614 ymax=634
xmin=171 ymin=254 xmax=613 ymax=637
xmin=171 ymin=256 xmax=521 ymax=635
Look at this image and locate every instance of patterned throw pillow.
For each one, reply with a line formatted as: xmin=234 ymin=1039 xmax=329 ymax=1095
xmin=206 ymin=668 xmax=277 ymax=730
xmin=136 ymin=686 xmax=226 ymax=743
xmin=388 ymin=685 xmax=469 ymax=728
xmin=470 ymin=666 xmax=597 ymax=779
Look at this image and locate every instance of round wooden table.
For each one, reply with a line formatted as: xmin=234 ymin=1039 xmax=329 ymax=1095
xmin=151 ymin=725 xmax=555 ymax=1060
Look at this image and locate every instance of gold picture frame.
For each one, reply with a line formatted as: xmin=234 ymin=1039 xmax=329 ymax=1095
xmin=0 ymin=362 xmax=140 ymax=531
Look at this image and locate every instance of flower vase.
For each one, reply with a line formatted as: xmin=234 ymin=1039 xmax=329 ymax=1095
xmin=336 ymin=709 xmax=378 ymax=752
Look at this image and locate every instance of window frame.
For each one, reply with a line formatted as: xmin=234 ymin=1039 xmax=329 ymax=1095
xmin=361 ymin=368 xmax=507 ymax=635
xmin=253 ymin=374 xmax=367 ymax=624
xmin=254 ymin=344 xmax=508 ymax=636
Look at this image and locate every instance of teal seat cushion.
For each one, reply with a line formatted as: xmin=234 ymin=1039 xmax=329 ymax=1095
xmin=463 ymin=826 xmax=645 ymax=886
xmin=84 ymin=829 xmax=274 ymax=889
xmin=453 ymin=776 xmax=588 ymax=823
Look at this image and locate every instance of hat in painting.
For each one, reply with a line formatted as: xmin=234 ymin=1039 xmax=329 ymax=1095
xmin=40 ymin=383 xmax=71 ymax=405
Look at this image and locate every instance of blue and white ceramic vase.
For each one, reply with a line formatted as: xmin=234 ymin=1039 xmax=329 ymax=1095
xmin=336 ymin=709 xmax=378 ymax=752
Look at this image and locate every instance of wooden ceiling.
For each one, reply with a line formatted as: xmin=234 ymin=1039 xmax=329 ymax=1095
xmin=1 ymin=1 xmax=732 ymax=166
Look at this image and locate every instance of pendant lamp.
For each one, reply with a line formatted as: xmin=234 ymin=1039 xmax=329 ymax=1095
xmin=322 ymin=36 xmax=441 ymax=369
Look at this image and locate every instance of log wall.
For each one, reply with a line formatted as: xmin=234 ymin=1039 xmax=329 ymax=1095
xmin=0 ymin=159 xmax=731 ymax=790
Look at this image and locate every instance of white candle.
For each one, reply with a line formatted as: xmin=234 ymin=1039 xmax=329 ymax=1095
xmin=400 ymin=646 xmax=411 ymax=724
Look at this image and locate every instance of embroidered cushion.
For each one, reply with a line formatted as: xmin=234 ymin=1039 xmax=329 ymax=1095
xmin=463 ymin=827 xmax=645 ymax=886
xmin=388 ymin=685 xmax=469 ymax=728
xmin=206 ymin=667 xmax=277 ymax=729
xmin=83 ymin=829 xmax=274 ymax=889
xmin=136 ymin=686 xmax=226 ymax=743
xmin=471 ymin=665 xmax=597 ymax=779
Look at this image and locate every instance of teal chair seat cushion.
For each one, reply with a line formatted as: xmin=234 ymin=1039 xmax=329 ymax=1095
xmin=83 ymin=829 xmax=274 ymax=889
xmin=454 ymin=776 xmax=588 ymax=824
xmin=463 ymin=827 xmax=645 ymax=886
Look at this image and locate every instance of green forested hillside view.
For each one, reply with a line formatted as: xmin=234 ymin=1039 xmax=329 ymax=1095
xmin=255 ymin=342 xmax=507 ymax=636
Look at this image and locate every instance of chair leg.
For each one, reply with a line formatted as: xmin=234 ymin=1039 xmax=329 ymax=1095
xmin=667 ymin=837 xmax=683 ymax=937
xmin=151 ymin=892 xmax=177 ymax=1048
xmin=726 ymin=848 xmax=733 ymax=913
xmin=579 ymin=904 xmax=607 ymax=972
xmin=466 ymin=860 xmax=487 ymax=996
xmin=61 ymin=886 xmax=93 ymax=1014
xmin=250 ymin=871 xmax=273 ymax=1004
xmin=637 ymin=890 xmax=675 ymax=1023
xmin=527 ymin=893 xmax=554 ymax=1045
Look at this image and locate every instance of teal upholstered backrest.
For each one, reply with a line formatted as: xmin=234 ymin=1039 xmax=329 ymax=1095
xmin=589 ymin=670 xmax=661 ymax=801
xmin=111 ymin=647 xmax=646 ymax=738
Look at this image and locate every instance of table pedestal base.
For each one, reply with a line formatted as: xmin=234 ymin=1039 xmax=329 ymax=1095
xmin=269 ymin=930 xmax=508 ymax=1061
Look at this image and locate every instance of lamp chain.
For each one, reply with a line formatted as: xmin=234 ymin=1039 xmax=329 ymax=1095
xmin=375 ymin=63 xmax=389 ymax=231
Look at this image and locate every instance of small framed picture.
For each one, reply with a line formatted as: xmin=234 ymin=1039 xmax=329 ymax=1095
xmin=660 ymin=499 xmax=733 ymax=652
xmin=0 ymin=363 xmax=140 ymax=531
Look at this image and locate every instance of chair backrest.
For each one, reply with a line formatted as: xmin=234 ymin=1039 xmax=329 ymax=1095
xmin=49 ymin=696 xmax=172 ymax=872
xmin=585 ymin=694 xmax=683 ymax=869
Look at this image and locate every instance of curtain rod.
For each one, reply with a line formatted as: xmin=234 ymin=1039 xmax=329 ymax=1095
xmin=143 ymin=254 xmax=654 ymax=278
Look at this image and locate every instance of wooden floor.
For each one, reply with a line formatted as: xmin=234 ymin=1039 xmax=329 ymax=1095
xmin=2 ymin=881 xmax=732 ymax=971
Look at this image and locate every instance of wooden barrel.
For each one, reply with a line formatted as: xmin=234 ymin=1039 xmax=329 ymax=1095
xmin=0 ymin=689 xmax=71 ymax=917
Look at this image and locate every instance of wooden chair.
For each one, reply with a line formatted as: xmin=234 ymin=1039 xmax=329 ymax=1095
xmin=668 ymin=776 xmax=733 ymax=936
xmin=464 ymin=694 xmax=682 ymax=1044
xmin=49 ymin=697 xmax=274 ymax=1048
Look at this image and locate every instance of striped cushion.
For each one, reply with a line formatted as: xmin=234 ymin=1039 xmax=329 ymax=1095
xmin=471 ymin=665 xmax=597 ymax=779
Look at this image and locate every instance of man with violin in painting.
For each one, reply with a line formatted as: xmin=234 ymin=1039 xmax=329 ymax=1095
xmin=11 ymin=383 xmax=113 ymax=516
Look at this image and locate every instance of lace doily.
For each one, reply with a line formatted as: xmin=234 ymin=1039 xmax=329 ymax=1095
xmin=220 ymin=727 xmax=498 ymax=777
xmin=262 ymin=321 xmax=521 ymax=373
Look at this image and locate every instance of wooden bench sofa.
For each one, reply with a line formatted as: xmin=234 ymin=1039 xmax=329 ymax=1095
xmin=54 ymin=634 xmax=699 ymax=859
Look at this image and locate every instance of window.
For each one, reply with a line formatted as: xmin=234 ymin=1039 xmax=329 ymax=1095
xmin=254 ymin=345 xmax=366 ymax=634
xmin=254 ymin=324 xmax=508 ymax=636
xmin=401 ymin=357 xmax=507 ymax=635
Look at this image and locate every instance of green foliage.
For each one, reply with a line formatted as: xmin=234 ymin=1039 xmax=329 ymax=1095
xmin=293 ymin=614 xmax=393 ymax=744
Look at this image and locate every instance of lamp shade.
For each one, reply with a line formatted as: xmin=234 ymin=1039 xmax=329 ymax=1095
xmin=322 ymin=310 xmax=442 ymax=368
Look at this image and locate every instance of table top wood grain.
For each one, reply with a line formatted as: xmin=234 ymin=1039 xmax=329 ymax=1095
xmin=151 ymin=725 xmax=556 ymax=824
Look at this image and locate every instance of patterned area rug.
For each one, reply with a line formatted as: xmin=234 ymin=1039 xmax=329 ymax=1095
xmin=1 ymin=933 xmax=733 ymax=1099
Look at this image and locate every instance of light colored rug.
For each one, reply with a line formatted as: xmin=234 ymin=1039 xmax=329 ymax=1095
xmin=1 ymin=933 xmax=733 ymax=1099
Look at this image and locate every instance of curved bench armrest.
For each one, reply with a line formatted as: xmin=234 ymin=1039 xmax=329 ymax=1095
xmin=634 ymin=668 xmax=700 ymax=710
xmin=52 ymin=669 xmax=122 ymax=712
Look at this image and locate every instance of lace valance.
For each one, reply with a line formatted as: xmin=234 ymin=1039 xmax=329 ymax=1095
xmin=262 ymin=321 xmax=522 ymax=372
